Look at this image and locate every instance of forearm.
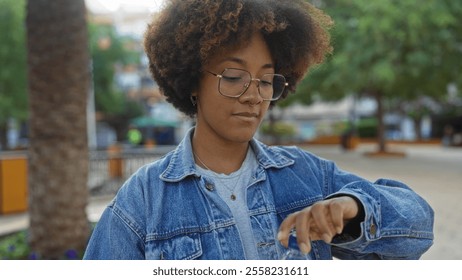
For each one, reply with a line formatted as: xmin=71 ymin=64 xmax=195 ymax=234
xmin=328 ymin=179 xmax=434 ymax=259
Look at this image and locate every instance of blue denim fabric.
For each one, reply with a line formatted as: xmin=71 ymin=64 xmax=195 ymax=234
xmin=84 ymin=128 xmax=434 ymax=260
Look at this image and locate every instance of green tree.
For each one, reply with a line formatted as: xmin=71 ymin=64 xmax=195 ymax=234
xmin=89 ymin=23 xmax=143 ymax=140
xmin=0 ymin=0 xmax=27 ymax=149
xmin=26 ymin=0 xmax=90 ymax=259
xmin=299 ymin=0 xmax=462 ymax=151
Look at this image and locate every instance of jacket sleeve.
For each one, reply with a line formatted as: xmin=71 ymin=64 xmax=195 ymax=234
xmin=83 ymin=171 xmax=148 ymax=260
xmin=324 ymin=160 xmax=434 ymax=260
xmin=83 ymin=199 xmax=146 ymax=260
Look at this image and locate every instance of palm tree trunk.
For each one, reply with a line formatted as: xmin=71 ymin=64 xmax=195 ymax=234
xmin=374 ymin=91 xmax=387 ymax=153
xmin=413 ymin=117 xmax=423 ymax=141
xmin=26 ymin=0 xmax=90 ymax=259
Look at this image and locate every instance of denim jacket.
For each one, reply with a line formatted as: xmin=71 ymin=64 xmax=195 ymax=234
xmin=84 ymin=129 xmax=434 ymax=260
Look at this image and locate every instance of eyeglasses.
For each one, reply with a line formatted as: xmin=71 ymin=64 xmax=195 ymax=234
xmin=205 ymin=68 xmax=288 ymax=101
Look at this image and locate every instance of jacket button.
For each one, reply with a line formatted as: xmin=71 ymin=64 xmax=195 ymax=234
xmin=370 ymin=224 xmax=377 ymax=236
xmin=205 ymin=183 xmax=214 ymax=191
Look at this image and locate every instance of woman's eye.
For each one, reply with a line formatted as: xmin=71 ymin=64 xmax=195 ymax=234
xmin=222 ymin=75 xmax=242 ymax=83
xmin=260 ymin=80 xmax=273 ymax=87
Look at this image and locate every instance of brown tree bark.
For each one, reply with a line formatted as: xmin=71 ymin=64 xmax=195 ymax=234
xmin=26 ymin=0 xmax=90 ymax=259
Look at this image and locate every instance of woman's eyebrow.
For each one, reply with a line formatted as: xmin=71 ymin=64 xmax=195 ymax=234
xmin=218 ymin=56 xmax=274 ymax=69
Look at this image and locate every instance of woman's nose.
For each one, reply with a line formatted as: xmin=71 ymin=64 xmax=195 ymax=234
xmin=239 ymin=79 xmax=263 ymax=105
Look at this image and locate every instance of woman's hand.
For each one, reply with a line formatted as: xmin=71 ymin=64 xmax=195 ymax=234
xmin=277 ymin=196 xmax=360 ymax=254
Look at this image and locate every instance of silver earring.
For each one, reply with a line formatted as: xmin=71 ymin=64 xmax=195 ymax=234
xmin=190 ymin=96 xmax=197 ymax=106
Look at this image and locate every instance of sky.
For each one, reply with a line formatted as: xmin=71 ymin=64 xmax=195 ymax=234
xmin=85 ymin=0 xmax=167 ymax=37
xmin=85 ymin=0 xmax=166 ymax=13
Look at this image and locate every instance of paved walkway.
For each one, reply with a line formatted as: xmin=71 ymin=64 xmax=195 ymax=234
xmin=1 ymin=143 xmax=460 ymax=259
xmin=0 ymin=195 xmax=113 ymax=237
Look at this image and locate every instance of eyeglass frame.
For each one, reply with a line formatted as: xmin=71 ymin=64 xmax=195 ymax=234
xmin=204 ymin=68 xmax=288 ymax=101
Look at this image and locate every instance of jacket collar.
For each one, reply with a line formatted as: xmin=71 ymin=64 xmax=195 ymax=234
xmin=160 ymin=127 xmax=294 ymax=182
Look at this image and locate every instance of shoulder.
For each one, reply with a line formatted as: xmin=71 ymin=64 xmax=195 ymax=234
xmin=251 ymin=139 xmax=331 ymax=171
xmin=106 ymin=151 xmax=177 ymax=225
xmin=259 ymin=140 xmax=328 ymax=163
xmin=111 ymin=150 xmax=174 ymax=202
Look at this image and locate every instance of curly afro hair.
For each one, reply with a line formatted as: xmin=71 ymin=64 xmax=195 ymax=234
xmin=144 ymin=0 xmax=333 ymax=117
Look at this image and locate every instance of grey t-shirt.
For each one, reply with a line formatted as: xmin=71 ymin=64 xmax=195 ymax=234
xmin=195 ymin=147 xmax=260 ymax=259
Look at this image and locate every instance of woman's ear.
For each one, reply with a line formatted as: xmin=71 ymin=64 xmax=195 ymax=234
xmin=190 ymin=94 xmax=198 ymax=106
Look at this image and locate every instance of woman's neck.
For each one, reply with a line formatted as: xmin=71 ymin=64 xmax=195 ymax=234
xmin=191 ymin=131 xmax=249 ymax=175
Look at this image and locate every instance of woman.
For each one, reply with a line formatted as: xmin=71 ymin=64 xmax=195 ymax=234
xmin=84 ymin=0 xmax=434 ymax=260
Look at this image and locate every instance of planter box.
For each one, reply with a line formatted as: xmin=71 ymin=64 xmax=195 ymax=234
xmin=0 ymin=156 xmax=28 ymax=214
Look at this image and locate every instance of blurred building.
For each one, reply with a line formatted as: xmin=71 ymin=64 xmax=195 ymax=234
xmin=262 ymin=94 xmax=460 ymax=145
xmin=86 ymin=1 xmax=186 ymax=147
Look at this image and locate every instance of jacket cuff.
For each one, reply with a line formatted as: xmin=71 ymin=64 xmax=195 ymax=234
xmin=326 ymin=187 xmax=381 ymax=248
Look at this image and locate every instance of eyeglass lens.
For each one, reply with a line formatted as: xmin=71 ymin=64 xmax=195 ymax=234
xmin=219 ymin=68 xmax=286 ymax=100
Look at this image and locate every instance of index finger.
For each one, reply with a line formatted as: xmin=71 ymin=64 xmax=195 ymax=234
xmin=277 ymin=212 xmax=298 ymax=248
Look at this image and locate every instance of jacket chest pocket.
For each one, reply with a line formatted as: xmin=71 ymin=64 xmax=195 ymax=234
xmin=146 ymin=233 xmax=203 ymax=260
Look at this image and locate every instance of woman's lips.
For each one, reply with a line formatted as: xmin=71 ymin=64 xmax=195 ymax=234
xmin=232 ymin=112 xmax=259 ymax=122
